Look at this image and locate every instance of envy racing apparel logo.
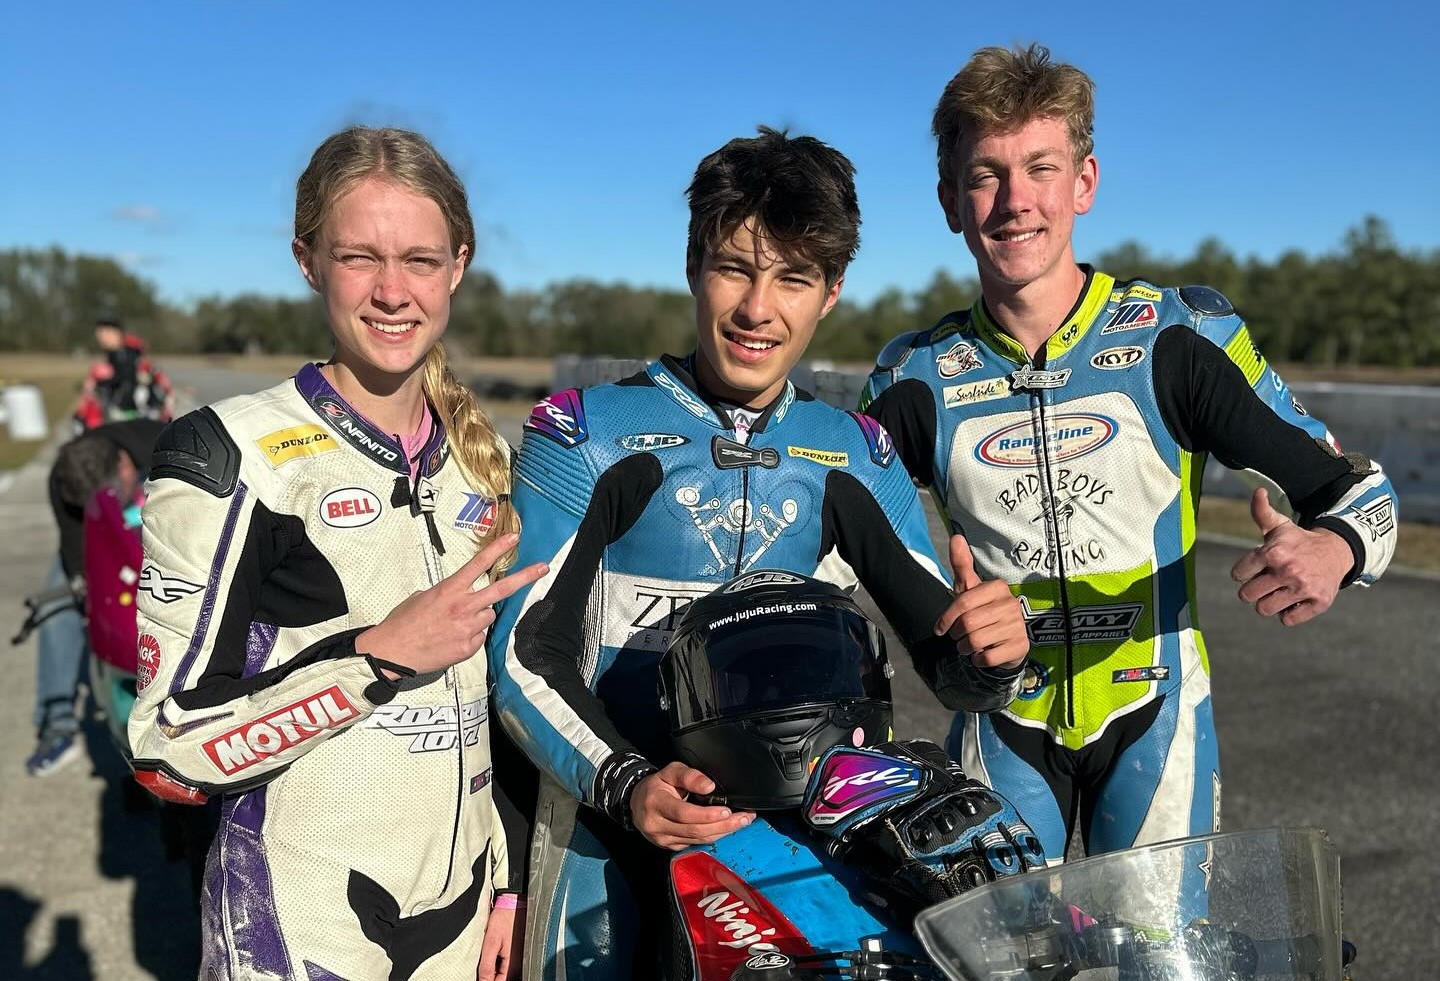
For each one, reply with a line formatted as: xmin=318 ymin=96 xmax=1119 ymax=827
xmin=526 ymin=389 xmax=588 ymax=448
xmin=137 ymin=566 xmax=204 ymax=604
xmin=1350 ymin=496 xmax=1395 ymax=541
xmin=319 ymin=487 xmax=382 ymax=528
xmin=365 ymin=698 xmax=485 ymax=753
xmin=255 ymin=425 xmax=336 ymax=467
xmin=1019 ymin=596 xmax=1144 ymax=646
xmin=203 ymin=687 xmax=358 ymax=775
xmin=454 ymin=493 xmax=498 ymax=534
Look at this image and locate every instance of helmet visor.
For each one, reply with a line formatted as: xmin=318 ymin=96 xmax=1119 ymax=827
xmin=668 ymin=606 xmax=887 ymax=729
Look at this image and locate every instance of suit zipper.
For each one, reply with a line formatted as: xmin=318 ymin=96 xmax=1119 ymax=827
xmin=412 ymin=468 xmax=464 ymax=902
xmin=1029 ymin=363 xmax=1078 ymax=730
xmin=734 ymin=462 xmax=750 ymax=576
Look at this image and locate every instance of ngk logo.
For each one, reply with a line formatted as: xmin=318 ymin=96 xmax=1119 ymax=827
xmin=203 ymin=687 xmax=358 ymax=774
xmin=319 ymin=487 xmax=382 ymax=528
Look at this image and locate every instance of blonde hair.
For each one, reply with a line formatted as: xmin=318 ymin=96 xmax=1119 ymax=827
xmin=296 ymin=126 xmax=517 ymax=564
xmin=933 ymin=43 xmax=1095 ymax=188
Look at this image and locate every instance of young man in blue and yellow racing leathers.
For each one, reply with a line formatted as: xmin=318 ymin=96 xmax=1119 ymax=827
xmin=488 ymin=127 xmax=1032 ymax=979
xmin=860 ymin=45 xmax=1398 ymax=869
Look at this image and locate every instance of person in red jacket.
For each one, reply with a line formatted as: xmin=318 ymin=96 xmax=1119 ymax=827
xmin=71 ymin=315 xmax=175 ymax=434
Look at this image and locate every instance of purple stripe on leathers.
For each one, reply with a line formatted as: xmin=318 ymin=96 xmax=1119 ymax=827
xmin=244 ymin=621 xmax=280 ymax=678
xmin=203 ymin=789 xmax=294 ymax=979
xmin=169 ymin=481 xmax=249 ymax=696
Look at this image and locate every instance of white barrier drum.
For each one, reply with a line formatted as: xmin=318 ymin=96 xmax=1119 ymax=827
xmin=0 ymin=384 xmax=51 ymax=441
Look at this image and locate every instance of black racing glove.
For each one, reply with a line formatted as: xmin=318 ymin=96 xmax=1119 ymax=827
xmin=800 ymin=739 xmax=1045 ymax=921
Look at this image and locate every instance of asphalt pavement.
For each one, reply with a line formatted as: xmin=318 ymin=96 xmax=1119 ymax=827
xmin=1 ymin=364 xmax=1434 ymax=978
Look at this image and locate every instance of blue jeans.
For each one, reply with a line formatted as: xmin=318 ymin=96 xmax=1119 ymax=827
xmin=33 ymin=556 xmax=87 ymax=736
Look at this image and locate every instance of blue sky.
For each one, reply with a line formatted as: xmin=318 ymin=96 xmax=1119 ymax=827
xmin=3 ymin=1 xmax=1437 ymax=309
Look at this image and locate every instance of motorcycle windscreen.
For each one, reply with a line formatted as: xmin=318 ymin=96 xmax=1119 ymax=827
xmin=913 ymin=827 xmax=1346 ymax=981
xmin=667 ymin=608 xmax=888 ymax=729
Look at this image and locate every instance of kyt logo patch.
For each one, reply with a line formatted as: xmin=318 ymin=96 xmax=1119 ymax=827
xmin=319 ymin=487 xmax=382 ymax=528
xmin=1091 ymin=346 xmax=1146 ymax=370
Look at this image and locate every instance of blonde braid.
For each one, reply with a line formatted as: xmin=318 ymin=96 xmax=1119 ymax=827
xmin=423 ymin=343 xmax=520 ymax=570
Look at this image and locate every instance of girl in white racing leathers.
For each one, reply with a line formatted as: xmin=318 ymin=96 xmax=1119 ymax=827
xmin=127 ymin=127 xmax=545 ymax=981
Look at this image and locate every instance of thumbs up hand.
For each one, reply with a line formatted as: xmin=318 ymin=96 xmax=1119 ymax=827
xmin=1229 ymin=488 xmax=1353 ymax=626
xmin=933 ymin=534 xmax=1028 ymax=671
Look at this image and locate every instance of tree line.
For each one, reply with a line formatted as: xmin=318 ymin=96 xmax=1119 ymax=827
xmin=2 ymin=216 xmax=1437 ymax=367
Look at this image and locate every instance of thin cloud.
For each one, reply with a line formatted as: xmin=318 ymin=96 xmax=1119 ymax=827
xmin=111 ymin=204 xmax=164 ymax=224
xmin=116 ymin=251 xmax=167 ymax=268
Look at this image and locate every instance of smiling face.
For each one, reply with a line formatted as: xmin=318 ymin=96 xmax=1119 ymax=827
xmin=939 ymin=115 xmax=1097 ymax=299
xmin=688 ymin=219 xmax=843 ymax=408
xmin=293 ymin=177 xmax=466 ymax=387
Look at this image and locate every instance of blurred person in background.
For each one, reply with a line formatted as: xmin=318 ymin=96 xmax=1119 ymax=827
xmin=23 ymin=418 xmax=164 ymax=775
xmin=71 ymin=314 xmax=175 ymax=434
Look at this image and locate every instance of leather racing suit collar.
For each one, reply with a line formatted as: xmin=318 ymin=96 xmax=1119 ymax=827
xmin=294 ymin=362 xmax=450 ymax=477
xmin=971 ymin=266 xmax=1116 ymax=364
xmin=649 ymin=353 xmax=799 ymax=435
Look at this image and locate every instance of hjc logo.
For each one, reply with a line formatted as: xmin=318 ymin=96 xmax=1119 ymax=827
xmin=320 ymin=487 xmax=382 ymax=528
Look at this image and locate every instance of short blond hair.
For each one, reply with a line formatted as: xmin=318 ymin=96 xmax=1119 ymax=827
xmin=932 ymin=44 xmax=1095 ymax=187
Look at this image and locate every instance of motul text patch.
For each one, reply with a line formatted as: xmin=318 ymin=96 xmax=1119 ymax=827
xmin=203 ymin=686 xmax=358 ymax=774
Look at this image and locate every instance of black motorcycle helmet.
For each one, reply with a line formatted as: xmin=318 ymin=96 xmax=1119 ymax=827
xmin=659 ymin=570 xmax=894 ymax=810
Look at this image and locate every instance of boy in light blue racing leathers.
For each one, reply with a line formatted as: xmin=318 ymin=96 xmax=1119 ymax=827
xmin=489 ymin=127 xmax=1033 ymax=980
